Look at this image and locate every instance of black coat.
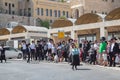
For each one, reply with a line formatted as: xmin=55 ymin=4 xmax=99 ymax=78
xmin=83 ymin=43 xmax=90 ymax=52
xmin=112 ymin=43 xmax=119 ymax=54
xmin=0 ymin=48 xmax=6 ymax=60
xmin=0 ymin=48 xmax=5 ymax=55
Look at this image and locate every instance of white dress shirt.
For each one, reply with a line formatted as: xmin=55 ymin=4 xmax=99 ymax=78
xmin=111 ymin=43 xmax=115 ymax=52
xmin=47 ymin=42 xmax=53 ymax=49
xmin=30 ymin=43 xmax=36 ymax=49
xmin=22 ymin=44 xmax=26 ymax=50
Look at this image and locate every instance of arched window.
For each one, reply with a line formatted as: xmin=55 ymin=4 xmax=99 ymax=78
xmin=75 ymin=9 xmax=79 ymax=19
xmin=36 ymin=18 xmax=42 ymax=26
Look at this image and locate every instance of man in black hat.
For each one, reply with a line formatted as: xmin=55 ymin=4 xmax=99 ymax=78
xmin=109 ymin=37 xmax=119 ymax=67
xmin=35 ymin=40 xmax=41 ymax=61
xmin=0 ymin=44 xmax=6 ymax=63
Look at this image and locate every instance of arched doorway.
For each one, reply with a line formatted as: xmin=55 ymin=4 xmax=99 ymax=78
xmin=36 ymin=18 xmax=42 ymax=26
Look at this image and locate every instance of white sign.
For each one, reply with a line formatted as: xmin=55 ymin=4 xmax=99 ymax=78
xmin=14 ymin=40 xmax=18 ymax=49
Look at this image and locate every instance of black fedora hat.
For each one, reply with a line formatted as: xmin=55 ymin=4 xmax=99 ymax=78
xmin=100 ymin=37 xmax=106 ymax=41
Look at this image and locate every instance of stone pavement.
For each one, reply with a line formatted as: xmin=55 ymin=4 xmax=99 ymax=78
xmin=9 ymin=59 xmax=120 ymax=71
xmin=0 ymin=60 xmax=120 ymax=80
xmin=81 ymin=62 xmax=120 ymax=71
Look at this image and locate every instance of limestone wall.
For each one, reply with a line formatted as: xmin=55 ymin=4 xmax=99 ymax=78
xmin=0 ymin=14 xmax=35 ymax=28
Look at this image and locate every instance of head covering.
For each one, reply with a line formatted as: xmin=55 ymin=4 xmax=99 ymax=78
xmin=111 ymin=37 xmax=117 ymax=40
xmin=37 ymin=40 xmax=40 ymax=42
xmin=100 ymin=37 xmax=106 ymax=41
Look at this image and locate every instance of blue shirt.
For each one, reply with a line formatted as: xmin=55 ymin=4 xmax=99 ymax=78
xmin=72 ymin=48 xmax=80 ymax=55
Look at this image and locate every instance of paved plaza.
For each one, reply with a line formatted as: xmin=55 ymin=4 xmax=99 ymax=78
xmin=0 ymin=60 xmax=120 ymax=80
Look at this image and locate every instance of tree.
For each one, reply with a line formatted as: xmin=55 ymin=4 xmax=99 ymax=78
xmin=61 ymin=0 xmax=65 ymax=2
xmin=39 ymin=20 xmax=50 ymax=29
xmin=59 ymin=15 xmax=66 ymax=20
xmin=41 ymin=20 xmax=50 ymax=29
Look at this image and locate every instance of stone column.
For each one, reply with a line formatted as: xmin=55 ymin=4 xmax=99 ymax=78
xmin=100 ymin=27 xmax=108 ymax=40
xmin=105 ymin=28 xmax=108 ymax=40
xmin=100 ymin=27 xmax=105 ymax=38
xmin=71 ymin=30 xmax=78 ymax=40
xmin=71 ymin=30 xmax=75 ymax=40
xmin=96 ymin=29 xmax=100 ymax=41
xmin=25 ymin=32 xmax=28 ymax=39
xmin=9 ymin=32 xmax=11 ymax=41
xmin=47 ymin=30 xmax=51 ymax=39
xmin=50 ymin=33 xmax=54 ymax=39
xmin=74 ymin=31 xmax=78 ymax=40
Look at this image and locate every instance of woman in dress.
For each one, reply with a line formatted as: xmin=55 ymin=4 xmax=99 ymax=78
xmin=71 ymin=43 xmax=80 ymax=70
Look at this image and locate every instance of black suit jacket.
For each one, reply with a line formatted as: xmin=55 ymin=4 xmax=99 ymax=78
xmin=113 ymin=43 xmax=119 ymax=54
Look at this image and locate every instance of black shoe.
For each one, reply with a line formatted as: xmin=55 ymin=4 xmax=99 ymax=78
xmin=75 ymin=66 xmax=77 ymax=70
xmin=27 ymin=61 xmax=30 ymax=63
xmin=75 ymin=68 xmax=77 ymax=70
xmin=5 ymin=60 xmax=6 ymax=63
xmin=72 ymin=67 xmax=74 ymax=70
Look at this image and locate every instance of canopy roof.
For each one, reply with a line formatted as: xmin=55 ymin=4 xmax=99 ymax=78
xmin=12 ymin=25 xmax=48 ymax=34
xmin=105 ymin=7 xmax=120 ymax=20
xmin=0 ymin=28 xmax=12 ymax=35
xmin=51 ymin=19 xmax=73 ymax=28
xmin=75 ymin=13 xmax=102 ymax=25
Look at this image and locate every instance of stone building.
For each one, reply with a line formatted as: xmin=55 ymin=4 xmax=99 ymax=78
xmin=0 ymin=0 xmax=84 ymax=28
xmin=84 ymin=0 xmax=120 ymax=15
xmin=0 ymin=0 xmax=120 ymax=28
xmin=0 ymin=0 xmax=19 ymax=15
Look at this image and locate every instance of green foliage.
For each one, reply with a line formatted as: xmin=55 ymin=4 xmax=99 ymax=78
xmin=61 ymin=0 xmax=65 ymax=2
xmin=39 ymin=20 xmax=50 ymax=29
xmin=60 ymin=15 xmax=66 ymax=20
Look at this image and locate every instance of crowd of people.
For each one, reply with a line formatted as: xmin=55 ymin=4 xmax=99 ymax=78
xmin=20 ymin=36 xmax=120 ymax=69
xmin=80 ymin=37 xmax=120 ymax=67
xmin=19 ymin=38 xmax=80 ymax=70
xmin=20 ymin=39 xmax=74 ymax=63
xmin=1 ymin=37 xmax=120 ymax=70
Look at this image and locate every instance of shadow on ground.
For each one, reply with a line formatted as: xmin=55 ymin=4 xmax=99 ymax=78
xmin=0 ymin=62 xmax=11 ymax=64
xmin=76 ymin=68 xmax=91 ymax=70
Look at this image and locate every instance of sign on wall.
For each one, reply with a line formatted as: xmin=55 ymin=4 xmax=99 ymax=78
xmin=58 ymin=30 xmax=65 ymax=39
